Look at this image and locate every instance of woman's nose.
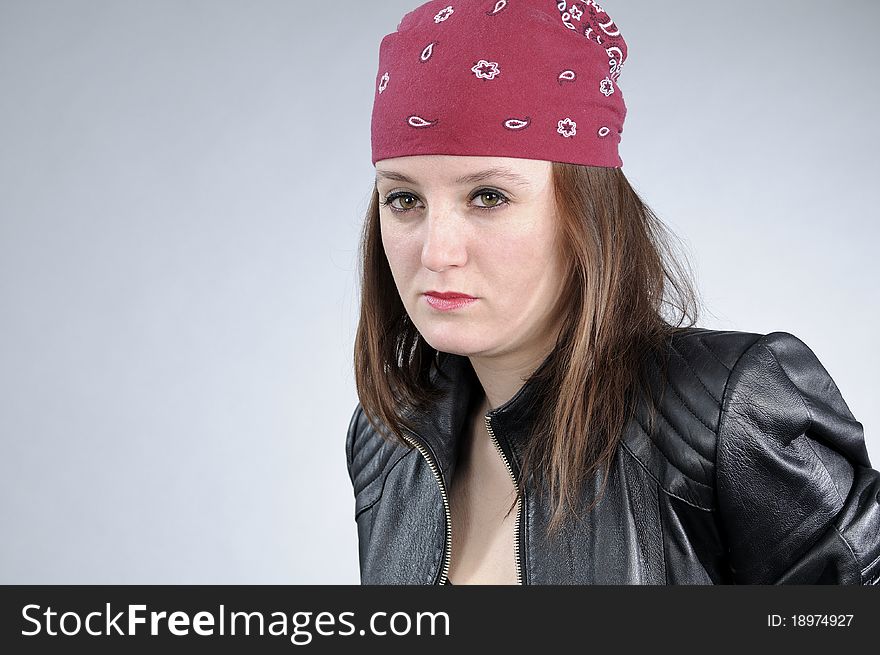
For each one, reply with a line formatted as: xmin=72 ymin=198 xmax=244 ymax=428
xmin=420 ymin=207 xmax=468 ymax=271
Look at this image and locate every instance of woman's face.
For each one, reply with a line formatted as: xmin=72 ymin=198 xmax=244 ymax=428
xmin=376 ymin=154 xmax=567 ymax=361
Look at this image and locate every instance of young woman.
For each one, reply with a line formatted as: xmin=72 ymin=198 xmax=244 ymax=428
xmin=346 ymin=0 xmax=880 ymax=585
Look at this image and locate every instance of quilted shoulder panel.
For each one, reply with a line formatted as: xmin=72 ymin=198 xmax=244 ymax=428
xmin=346 ymin=404 xmax=412 ymax=518
xmin=621 ymin=328 xmax=763 ymax=510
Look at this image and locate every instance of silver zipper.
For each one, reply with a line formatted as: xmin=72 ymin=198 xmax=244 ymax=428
xmin=400 ymin=428 xmax=453 ymax=585
xmin=485 ymin=414 xmax=523 ymax=586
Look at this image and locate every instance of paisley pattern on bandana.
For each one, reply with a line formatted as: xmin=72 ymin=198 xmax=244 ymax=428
xmin=420 ymin=42 xmax=438 ymax=63
xmin=503 ymin=116 xmax=531 ymax=131
xmin=558 ymin=69 xmax=577 ymax=86
xmin=486 ymin=0 xmax=509 ymax=16
xmin=373 ymin=1 xmax=629 ymax=167
xmin=408 ymin=115 xmax=439 ymax=128
xmin=558 ymin=0 xmax=628 ymax=82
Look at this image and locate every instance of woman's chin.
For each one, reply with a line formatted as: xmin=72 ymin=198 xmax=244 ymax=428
xmin=418 ymin=330 xmax=487 ymax=357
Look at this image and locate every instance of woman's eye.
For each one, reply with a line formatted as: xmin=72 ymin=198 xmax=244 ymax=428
xmin=385 ymin=193 xmax=420 ymax=211
xmin=474 ymin=191 xmax=505 ymax=209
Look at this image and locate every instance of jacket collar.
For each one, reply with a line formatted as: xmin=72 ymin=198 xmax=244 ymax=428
xmin=404 ymin=350 xmax=552 ymax=487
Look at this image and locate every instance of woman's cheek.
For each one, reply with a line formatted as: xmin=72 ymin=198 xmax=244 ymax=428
xmin=382 ymin=232 xmax=409 ymax=273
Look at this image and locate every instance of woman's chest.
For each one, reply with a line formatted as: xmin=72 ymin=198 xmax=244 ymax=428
xmin=446 ymin=418 xmax=521 ymax=585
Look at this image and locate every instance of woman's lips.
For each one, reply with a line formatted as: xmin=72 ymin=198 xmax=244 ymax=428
xmin=423 ymin=293 xmax=478 ymax=312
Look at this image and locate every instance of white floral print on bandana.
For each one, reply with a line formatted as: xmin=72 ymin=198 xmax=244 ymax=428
xmin=434 ymin=6 xmax=454 ymax=23
xmin=558 ymin=118 xmax=577 ymax=138
xmin=600 ymin=77 xmax=614 ymax=96
xmin=471 ymin=59 xmax=501 ymax=80
xmin=378 ymin=72 xmax=389 ymax=94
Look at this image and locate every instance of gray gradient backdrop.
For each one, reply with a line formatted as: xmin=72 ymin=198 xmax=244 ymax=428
xmin=1 ymin=1 xmax=877 ymax=583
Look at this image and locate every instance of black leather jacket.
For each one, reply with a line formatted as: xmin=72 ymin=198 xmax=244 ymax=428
xmin=345 ymin=328 xmax=880 ymax=584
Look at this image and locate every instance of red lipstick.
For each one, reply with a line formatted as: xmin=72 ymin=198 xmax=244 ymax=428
xmin=423 ymin=290 xmax=478 ymax=312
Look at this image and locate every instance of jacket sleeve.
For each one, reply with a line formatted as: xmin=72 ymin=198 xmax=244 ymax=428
xmin=345 ymin=403 xmax=364 ymax=493
xmin=716 ymin=331 xmax=880 ymax=584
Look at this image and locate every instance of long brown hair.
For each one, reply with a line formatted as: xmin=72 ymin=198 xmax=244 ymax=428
xmin=353 ymin=162 xmax=701 ymax=538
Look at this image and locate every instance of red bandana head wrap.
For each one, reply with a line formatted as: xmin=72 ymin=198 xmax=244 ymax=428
xmin=371 ymin=0 xmax=629 ymax=168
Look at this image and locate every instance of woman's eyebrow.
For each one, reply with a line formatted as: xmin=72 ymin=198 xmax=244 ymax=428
xmin=375 ymin=167 xmax=531 ymax=188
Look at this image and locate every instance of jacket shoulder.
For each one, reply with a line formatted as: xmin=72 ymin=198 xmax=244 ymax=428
xmin=624 ymin=327 xmax=880 ymax=583
xmin=345 ymin=403 xmax=411 ymax=519
xmin=714 ymin=331 xmax=879 ymax=583
xmin=621 ymin=327 xmax=765 ymax=510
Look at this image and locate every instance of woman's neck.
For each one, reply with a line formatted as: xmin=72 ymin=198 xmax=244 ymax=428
xmin=467 ymin=339 xmax=556 ymax=413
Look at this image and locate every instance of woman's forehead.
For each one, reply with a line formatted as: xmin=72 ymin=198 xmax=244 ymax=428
xmin=375 ymin=155 xmax=551 ymax=187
